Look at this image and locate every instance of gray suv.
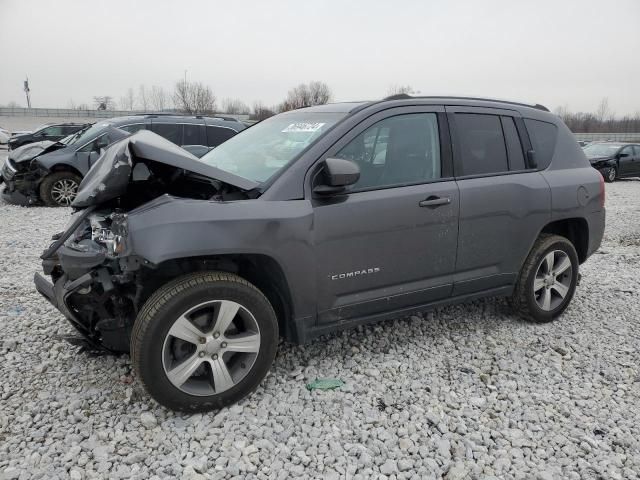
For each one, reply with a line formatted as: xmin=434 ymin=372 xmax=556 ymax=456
xmin=1 ymin=114 xmax=244 ymax=206
xmin=34 ymin=96 xmax=605 ymax=411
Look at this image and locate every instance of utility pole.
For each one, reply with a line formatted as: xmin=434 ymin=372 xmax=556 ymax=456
xmin=24 ymin=76 xmax=31 ymax=108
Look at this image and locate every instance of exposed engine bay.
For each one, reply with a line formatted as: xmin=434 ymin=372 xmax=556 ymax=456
xmin=35 ymin=131 xmax=261 ymax=352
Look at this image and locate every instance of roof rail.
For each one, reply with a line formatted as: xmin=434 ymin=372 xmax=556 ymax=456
xmin=381 ymin=94 xmax=550 ymax=112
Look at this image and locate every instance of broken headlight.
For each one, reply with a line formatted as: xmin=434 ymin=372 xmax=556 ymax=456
xmin=90 ymin=213 xmax=128 ymax=256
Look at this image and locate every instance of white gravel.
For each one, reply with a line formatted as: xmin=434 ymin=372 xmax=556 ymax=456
xmin=1 ymin=171 xmax=639 ymax=480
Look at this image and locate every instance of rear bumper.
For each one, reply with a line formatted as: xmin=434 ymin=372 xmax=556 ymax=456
xmin=586 ymin=208 xmax=606 ymax=258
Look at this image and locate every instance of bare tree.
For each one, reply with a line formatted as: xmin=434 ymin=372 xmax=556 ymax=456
xmin=250 ymin=102 xmax=276 ymax=121
xmin=387 ymin=85 xmax=416 ymax=96
xmin=138 ymin=85 xmax=149 ymax=111
xmin=118 ymin=88 xmax=135 ymax=111
xmin=149 ymin=85 xmax=170 ymax=111
xmin=596 ymin=97 xmax=612 ymax=123
xmin=173 ymin=80 xmax=216 ymax=114
xmin=278 ymin=81 xmax=332 ymax=112
xmin=221 ymin=98 xmax=250 ymax=115
xmin=555 ymin=103 xmax=640 ymax=133
xmin=93 ymin=96 xmax=115 ymax=110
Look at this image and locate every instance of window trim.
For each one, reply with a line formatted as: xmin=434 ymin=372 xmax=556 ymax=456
xmin=304 ymin=106 xmax=452 ymax=198
xmin=204 ymin=124 xmax=240 ymax=148
xmin=447 ymin=107 xmax=541 ymax=180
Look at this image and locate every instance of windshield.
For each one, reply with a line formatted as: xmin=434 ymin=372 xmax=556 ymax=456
xmin=69 ymin=122 xmax=110 ymax=148
xmin=583 ymin=143 xmax=622 ymax=158
xmin=60 ymin=125 xmax=91 ymax=145
xmin=199 ymin=111 xmax=346 ymax=182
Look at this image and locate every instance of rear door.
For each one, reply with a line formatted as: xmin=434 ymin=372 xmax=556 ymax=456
xmin=447 ymin=106 xmax=551 ymax=295
xmin=618 ymin=145 xmax=636 ymax=176
xmin=310 ymin=106 xmax=460 ymax=323
xmin=634 ymin=146 xmax=640 ymax=174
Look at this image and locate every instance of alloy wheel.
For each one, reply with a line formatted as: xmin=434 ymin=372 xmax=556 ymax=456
xmin=533 ymin=250 xmax=573 ymax=311
xmin=50 ymin=179 xmax=79 ymax=206
xmin=161 ymin=300 xmax=261 ymax=396
xmin=608 ymin=167 xmax=616 ymax=182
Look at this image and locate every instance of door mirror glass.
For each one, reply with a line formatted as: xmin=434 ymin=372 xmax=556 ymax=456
xmin=314 ymin=157 xmax=360 ymax=194
xmin=619 ymin=152 xmax=630 ymax=158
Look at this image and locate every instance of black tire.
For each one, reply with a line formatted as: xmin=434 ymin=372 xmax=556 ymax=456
xmin=131 ymin=271 xmax=278 ymax=412
xmin=603 ymin=166 xmax=617 ymax=183
xmin=511 ymin=234 xmax=579 ymax=323
xmin=39 ymin=171 xmax=82 ymax=207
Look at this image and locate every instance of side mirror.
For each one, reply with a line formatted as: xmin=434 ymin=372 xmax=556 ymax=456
xmin=88 ymin=151 xmax=100 ymax=164
xmin=526 ymin=149 xmax=537 ymax=169
xmin=313 ymin=157 xmax=360 ymax=195
xmin=619 ymin=152 xmax=630 ymax=158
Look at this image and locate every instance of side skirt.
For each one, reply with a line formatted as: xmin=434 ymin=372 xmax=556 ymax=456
xmin=291 ymin=285 xmax=514 ymax=344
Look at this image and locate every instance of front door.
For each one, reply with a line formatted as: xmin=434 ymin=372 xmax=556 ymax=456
xmin=310 ymin=107 xmax=460 ymax=324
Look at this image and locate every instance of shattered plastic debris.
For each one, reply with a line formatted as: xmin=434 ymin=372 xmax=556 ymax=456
xmin=306 ymin=378 xmax=345 ymax=391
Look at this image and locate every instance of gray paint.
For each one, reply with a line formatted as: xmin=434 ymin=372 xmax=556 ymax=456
xmin=38 ymin=97 xmax=606 ymax=347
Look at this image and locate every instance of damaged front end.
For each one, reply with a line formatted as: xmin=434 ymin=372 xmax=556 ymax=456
xmin=34 ymin=131 xmax=259 ymax=353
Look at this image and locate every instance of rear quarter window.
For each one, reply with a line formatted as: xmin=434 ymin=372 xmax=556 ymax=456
xmin=524 ymin=119 xmax=558 ymax=169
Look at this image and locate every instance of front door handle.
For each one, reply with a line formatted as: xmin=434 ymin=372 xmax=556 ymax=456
xmin=419 ymin=196 xmax=451 ymax=208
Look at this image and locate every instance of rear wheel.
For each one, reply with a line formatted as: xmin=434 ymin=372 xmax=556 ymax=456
xmin=39 ymin=171 xmax=82 ymax=206
xmin=512 ymin=234 xmax=579 ymax=323
xmin=131 ymin=271 xmax=279 ymax=412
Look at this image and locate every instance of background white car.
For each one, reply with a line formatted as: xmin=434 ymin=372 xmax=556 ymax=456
xmin=0 ymin=127 xmax=12 ymax=144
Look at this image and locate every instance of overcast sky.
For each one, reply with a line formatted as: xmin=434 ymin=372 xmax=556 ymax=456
xmin=1 ymin=0 xmax=639 ymax=115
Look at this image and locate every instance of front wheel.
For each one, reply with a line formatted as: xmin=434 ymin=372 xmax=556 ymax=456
xmin=39 ymin=171 xmax=82 ymax=206
xmin=131 ymin=271 xmax=279 ymax=412
xmin=511 ymin=234 xmax=579 ymax=323
xmin=603 ymin=166 xmax=617 ymax=183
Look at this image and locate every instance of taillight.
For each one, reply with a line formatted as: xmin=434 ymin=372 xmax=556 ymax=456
xmin=599 ymin=173 xmax=605 ymax=209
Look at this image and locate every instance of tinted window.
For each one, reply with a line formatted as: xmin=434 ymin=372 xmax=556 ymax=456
xmin=455 ymin=114 xmax=508 ymax=175
xmin=120 ymin=124 xmax=146 ymax=134
xmin=501 ymin=117 xmax=526 ymax=171
xmin=634 ymin=145 xmax=640 ymax=157
xmin=41 ymin=126 xmax=64 ymax=136
xmin=206 ymin=126 xmax=236 ymax=147
xmin=524 ymin=119 xmax=558 ymax=169
xmin=335 ymin=113 xmax=441 ymax=190
xmin=620 ymin=146 xmax=634 ymax=156
xmin=153 ymin=123 xmax=182 ymax=144
xmin=61 ymin=126 xmax=80 ymax=134
xmin=184 ymin=124 xmax=202 ymax=145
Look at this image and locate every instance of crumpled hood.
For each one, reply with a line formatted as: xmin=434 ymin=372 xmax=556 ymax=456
xmin=9 ymin=140 xmax=66 ymax=163
xmin=588 ymin=155 xmax=614 ymax=164
xmin=72 ymin=130 xmax=259 ymax=208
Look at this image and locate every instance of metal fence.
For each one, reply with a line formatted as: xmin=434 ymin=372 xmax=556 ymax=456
xmin=574 ymin=132 xmax=640 ymax=142
xmin=0 ymin=107 xmax=249 ymax=121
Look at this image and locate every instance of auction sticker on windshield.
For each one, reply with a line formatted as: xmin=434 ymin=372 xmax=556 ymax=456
xmin=282 ymin=122 xmax=326 ymax=133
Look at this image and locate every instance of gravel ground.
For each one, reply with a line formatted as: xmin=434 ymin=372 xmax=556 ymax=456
xmin=1 ymin=172 xmax=639 ymax=480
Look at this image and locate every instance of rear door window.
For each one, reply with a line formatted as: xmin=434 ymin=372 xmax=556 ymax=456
xmin=524 ymin=119 xmax=558 ymax=169
xmin=501 ymin=116 xmax=526 ymax=171
xmin=206 ymin=126 xmax=237 ymax=147
xmin=183 ymin=124 xmax=203 ymax=145
xmin=455 ymin=113 xmax=508 ymax=176
xmin=153 ymin=123 xmax=183 ymax=145
xmin=120 ymin=123 xmax=146 ymax=134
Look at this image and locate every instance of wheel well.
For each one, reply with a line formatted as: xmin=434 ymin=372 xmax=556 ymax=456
xmin=48 ymin=164 xmax=83 ymax=178
xmin=139 ymin=254 xmax=294 ymax=337
xmin=541 ymin=218 xmax=589 ymax=263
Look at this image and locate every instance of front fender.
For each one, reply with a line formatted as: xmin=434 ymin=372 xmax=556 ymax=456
xmin=124 ymin=196 xmax=317 ymax=317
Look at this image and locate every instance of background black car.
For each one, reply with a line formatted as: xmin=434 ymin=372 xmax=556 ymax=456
xmin=2 ymin=114 xmax=245 ymax=206
xmin=8 ymin=123 xmax=89 ymax=150
xmin=583 ymin=142 xmax=640 ymax=182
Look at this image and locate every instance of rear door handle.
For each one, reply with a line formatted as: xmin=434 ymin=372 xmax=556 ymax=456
xmin=419 ymin=196 xmax=451 ymax=207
